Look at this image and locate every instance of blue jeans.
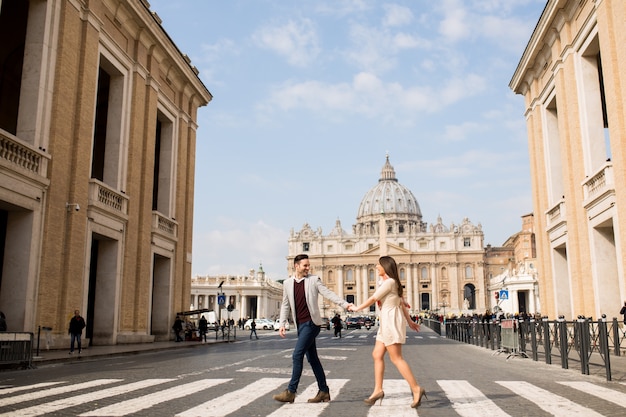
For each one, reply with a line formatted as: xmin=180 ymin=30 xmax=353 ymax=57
xmin=288 ymin=320 xmax=327 ymax=393
xmin=70 ymin=332 xmax=81 ymax=352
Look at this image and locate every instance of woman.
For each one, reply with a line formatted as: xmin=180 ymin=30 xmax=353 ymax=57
xmin=350 ymin=256 xmax=426 ymax=408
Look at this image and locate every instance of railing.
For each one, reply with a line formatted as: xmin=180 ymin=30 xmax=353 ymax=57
xmin=583 ymin=162 xmax=614 ymax=203
xmin=445 ymin=316 xmax=624 ymax=381
xmin=88 ymin=179 xmax=128 ymax=216
xmin=152 ymin=212 xmax=177 ymax=238
xmin=0 ymin=129 xmax=49 ymax=177
xmin=0 ymin=332 xmax=34 ymax=369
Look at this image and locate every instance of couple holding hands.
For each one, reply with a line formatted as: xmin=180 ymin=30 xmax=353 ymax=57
xmin=273 ymin=254 xmax=426 ymax=409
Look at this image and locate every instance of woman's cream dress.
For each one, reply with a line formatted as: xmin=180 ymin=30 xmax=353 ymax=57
xmin=373 ymin=278 xmax=406 ymax=346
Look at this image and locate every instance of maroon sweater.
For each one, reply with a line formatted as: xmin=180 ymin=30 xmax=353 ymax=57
xmin=294 ymin=279 xmax=311 ymax=325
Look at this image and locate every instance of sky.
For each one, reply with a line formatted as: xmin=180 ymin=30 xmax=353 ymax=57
xmin=147 ymin=0 xmax=547 ymax=280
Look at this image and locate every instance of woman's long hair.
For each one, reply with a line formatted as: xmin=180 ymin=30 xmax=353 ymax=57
xmin=379 ymin=256 xmax=403 ymax=298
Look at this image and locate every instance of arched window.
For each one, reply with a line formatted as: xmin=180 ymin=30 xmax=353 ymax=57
xmin=346 ymin=269 xmax=354 ymax=283
xmin=369 ymin=269 xmax=375 ymax=282
xmin=441 ymin=267 xmax=448 ymax=280
xmin=327 ymin=270 xmax=333 ymax=283
xmin=465 ymin=265 xmax=473 ymax=279
xmin=421 ymin=266 xmax=428 ymax=280
xmin=400 ymin=268 xmax=405 ymax=281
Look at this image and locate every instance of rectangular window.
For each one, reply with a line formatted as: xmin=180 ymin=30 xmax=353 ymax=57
xmin=327 ymin=245 xmax=333 ymax=252
xmin=399 ymin=242 xmax=404 ymax=248
xmin=302 ymin=242 xmax=310 ymax=252
xmin=464 ymin=238 xmax=471 ymax=247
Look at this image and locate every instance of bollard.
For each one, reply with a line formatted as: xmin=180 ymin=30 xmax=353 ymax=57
xmin=543 ymin=317 xmax=551 ymax=365
xmin=558 ymin=316 xmax=568 ymax=369
xmin=612 ymin=317 xmax=621 ymax=356
xmin=530 ymin=319 xmax=538 ymax=361
xmin=598 ymin=315 xmax=611 ymax=381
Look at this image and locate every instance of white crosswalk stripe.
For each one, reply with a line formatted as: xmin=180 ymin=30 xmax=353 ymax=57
xmin=366 ymin=379 xmax=422 ymax=417
xmin=0 ymin=379 xmax=121 ymax=408
xmin=176 ymin=377 xmax=287 ymax=417
xmin=558 ymin=381 xmax=626 ymax=408
xmin=0 ymin=377 xmax=624 ymax=416
xmin=267 ymin=378 xmax=349 ymax=417
xmin=0 ymin=379 xmax=171 ymax=417
xmin=496 ymin=380 xmax=606 ymax=417
xmin=438 ymin=380 xmax=510 ymax=417
xmin=79 ymin=379 xmax=229 ymax=416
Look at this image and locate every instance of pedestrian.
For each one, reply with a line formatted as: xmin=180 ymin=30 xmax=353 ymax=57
xmin=0 ymin=311 xmax=6 ymax=332
xmin=68 ymin=309 xmax=86 ymax=355
xmin=272 ymin=254 xmax=354 ymax=404
xmin=199 ymin=315 xmax=208 ymax=343
xmin=331 ymin=313 xmax=342 ymax=338
xmin=620 ymin=301 xmax=626 ymax=324
xmin=350 ymin=256 xmax=426 ymax=408
xmin=172 ymin=315 xmax=184 ymax=342
xmin=250 ymin=319 xmax=258 ymax=339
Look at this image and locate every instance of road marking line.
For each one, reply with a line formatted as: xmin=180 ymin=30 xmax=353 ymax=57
xmin=241 ymin=365 xmax=315 ymax=376
xmin=177 ymin=377 xmax=288 ymax=417
xmin=0 ymin=382 xmax=64 ymax=395
xmin=366 ymin=379 xmax=420 ymax=417
xmin=496 ymin=381 xmax=605 ymax=417
xmin=0 ymin=379 xmax=172 ymax=417
xmin=79 ymin=379 xmax=229 ymax=416
xmin=557 ymin=381 xmax=626 ymax=407
xmin=267 ymin=379 xmax=349 ymax=417
xmin=438 ymin=380 xmax=510 ymax=417
xmin=0 ymin=379 xmax=121 ymax=407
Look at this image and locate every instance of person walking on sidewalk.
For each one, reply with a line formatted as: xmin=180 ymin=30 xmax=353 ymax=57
xmin=332 ymin=313 xmax=342 ymax=338
xmin=172 ymin=316 xmax=184 ymax=342
xmin=620 ymin=301 xmax=626 ymax=324
xmin=250 ymin=319 xmax=258 ymax=339
xmin=199 ymin=315 xmax=208 ymax=343
xmin=272 ymin=254 xmax=354 ymax=404
xmin=68 ymin=310 xmax=86 ymax=355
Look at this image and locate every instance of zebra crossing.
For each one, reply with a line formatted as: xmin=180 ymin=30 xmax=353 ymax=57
xmin=0 ymin=376 xmax=624 ymax=416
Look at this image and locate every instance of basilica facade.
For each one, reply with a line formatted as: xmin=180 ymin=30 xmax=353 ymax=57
xmin=287 ymin=156 xmax=488 ymax=318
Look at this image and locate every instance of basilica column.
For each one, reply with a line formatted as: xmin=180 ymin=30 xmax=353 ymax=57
xmin=337 ymin=268 xmax=344 ymax=300
xmin=361 ymin=265 xmax=369 ymax=306
xmin=430 ymin=263 xmax=438 ymax=312
xmin=405 ymin=262 xmax=413 ymax=313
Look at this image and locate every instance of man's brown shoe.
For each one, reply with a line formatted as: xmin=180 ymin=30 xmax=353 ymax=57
xmin=273 ymin=389 xmax=296 ymax=403
xmin=307 ymin=390 xmax=331 ymax=403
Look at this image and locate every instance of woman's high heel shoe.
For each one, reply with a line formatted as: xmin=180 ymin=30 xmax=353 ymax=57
xmin=363 ymin=391 xmax=384 ymax=406
xmin=411 ymin=387 xmax=427 ymax=408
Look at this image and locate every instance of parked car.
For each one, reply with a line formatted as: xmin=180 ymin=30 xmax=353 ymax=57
xmin=345 ymin=317 xmax=361 ymax=329
xmin=244 ymin=318 xmax=274 ymax=330
xmin=274 ymin=319 xmax=290 ymax=331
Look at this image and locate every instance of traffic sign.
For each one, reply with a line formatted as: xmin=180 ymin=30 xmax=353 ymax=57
xmin=499 ymin=289 xmax=509 ymax=300
xmin=218 ymin=294 xmax=226 ymax=305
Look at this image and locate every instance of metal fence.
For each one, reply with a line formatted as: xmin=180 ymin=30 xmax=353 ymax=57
xmin=0 ymin=332 xmax=34 ymax=369
xmin=445 ymin=316 xmax=626 ymax=381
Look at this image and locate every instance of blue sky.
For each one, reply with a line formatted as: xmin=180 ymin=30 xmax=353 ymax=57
xmin=148 ymin=0 xmax=546 ymax=280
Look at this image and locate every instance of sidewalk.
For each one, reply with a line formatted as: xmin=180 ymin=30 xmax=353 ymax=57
xmin=31 ymin=336 xmax=232 ymax=366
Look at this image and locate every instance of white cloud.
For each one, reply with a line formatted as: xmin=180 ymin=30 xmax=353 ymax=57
xmin=438 ymin=0 xmax=470 ymax=43
xmin=194 ymin=219 xmax=288 ymax=279
xmin=252 ymin=18 xmax=320 ymax=67
xmin=258 ymin=71 xmax=487 ymax=126
xmin=382 ymin=4 xmax=414 ymax=27
xmin=443 ymin=121 xmax=488 ymax=141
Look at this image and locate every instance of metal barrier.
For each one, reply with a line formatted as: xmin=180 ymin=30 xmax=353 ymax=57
xmin=446 ymin=316 xmax=622 ymax=381
xmin=422 ymin=319 xmax=441 ymax=335
xmin=0 ymin=332 xmax=34 ymax=369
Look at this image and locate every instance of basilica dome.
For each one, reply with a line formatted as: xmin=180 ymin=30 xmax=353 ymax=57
xmin=356 ymin=156 xmax=422 ymax=227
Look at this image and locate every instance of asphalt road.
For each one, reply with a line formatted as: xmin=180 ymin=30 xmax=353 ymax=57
xmin=1 ymin=326 xmax=625 ymax=416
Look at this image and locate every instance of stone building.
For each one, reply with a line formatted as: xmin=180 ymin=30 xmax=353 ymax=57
xmin=487 ymin=213 xmax=540 ymax=316
xmin=191 ymin=266 xmax=283 ymax=324
xmin=0 ymin=0 xmax=211 ymax=347
xmin=510 ymin=0 xmax=626 ymax=319
xmin=287 ymin=156 xmax=488 ymax=318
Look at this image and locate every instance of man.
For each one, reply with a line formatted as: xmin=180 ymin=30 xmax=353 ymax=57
xmin=250 ymin=318 xmax=258 ymax=339
xmin=198 ymin=315 xmax=208 ymax=343
xmin=331 ymin=313 xmax=342 ymax=338
xmin=68 ymin=310 xmax=86 ymax=354
xmin=273 ymin=254 xmax=353 ymax=403
xmin=172 ymin=315 xmax=184 ymax=342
